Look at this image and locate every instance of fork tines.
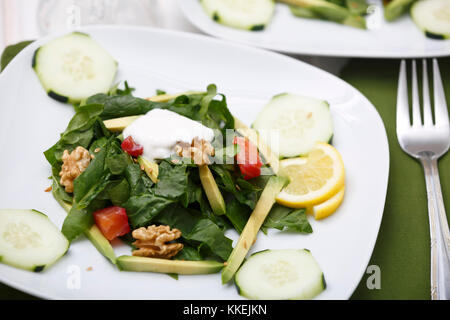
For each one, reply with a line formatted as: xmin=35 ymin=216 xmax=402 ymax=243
xmin=397 ymin=59 xmax=449 ymax=131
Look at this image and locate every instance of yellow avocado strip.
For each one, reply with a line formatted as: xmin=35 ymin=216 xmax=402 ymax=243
xmin=103 ymin=115 xmax=141 ymax=132
xmin=116 ymin=255 xmax=225 ymax=274
xmin=199 ymin=165 xmax=227 ymax=215
xmin=137 ymin=156 xmax=159 ymax=184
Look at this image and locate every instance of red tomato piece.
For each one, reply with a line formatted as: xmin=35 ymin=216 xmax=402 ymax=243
xmin=233 ymin=136 xmax=263 ymax=180
xmin=93 ymin=206 xmax=130 ymax=241
xmin=121 ymin=136 xmax=143 ymax=157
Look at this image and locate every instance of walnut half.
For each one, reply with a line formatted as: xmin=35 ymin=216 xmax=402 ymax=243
xmin=132 ymin=225 xmax=184 ymax=259
xmin=59 ymin=146 xmax=92 ymax=193
xmin=174 ymin=137 xmax=215 ymax=165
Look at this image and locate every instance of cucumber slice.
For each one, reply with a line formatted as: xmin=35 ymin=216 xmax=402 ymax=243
xmin=201 ymin=0 xmax=275 ymax=31
xmin=33 ymin=32 xmax=117 ymax=103
xmin=411 ymin=0 xmax=450 ymax=39
xmin=235 ymin=249 xmax=325 ymax=300
xmin=252 ymin=93 xmax=333 ymax=157
xmin=0 ymin=209 xmax=69 ymax=272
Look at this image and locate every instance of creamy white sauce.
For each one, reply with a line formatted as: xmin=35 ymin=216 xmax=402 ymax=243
xmin=123 ymin=109 xmax=215 ymax=162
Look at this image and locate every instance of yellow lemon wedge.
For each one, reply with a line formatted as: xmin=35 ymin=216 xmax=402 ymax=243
xmin=306 ymin=185 xmax=345 ymax=220
xmin=276 ymin=142 xmax=345 ymax=208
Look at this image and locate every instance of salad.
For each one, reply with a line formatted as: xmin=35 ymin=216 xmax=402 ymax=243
xmin=0 ymin=32 xmax=347 ymax=300
xmin=200 ymin=0 xmax=450 ymax=38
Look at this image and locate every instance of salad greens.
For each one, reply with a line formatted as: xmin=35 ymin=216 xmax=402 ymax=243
xmin=45 ymin=83 xmax=312 ymax=263
xmin=285 ymin=0 xmax=368 ymax=29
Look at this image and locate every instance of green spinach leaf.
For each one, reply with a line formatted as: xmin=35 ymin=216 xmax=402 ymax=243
xmin=61 ymin=206 xmax=94 ymax=241
xmin=154 ymin=161 xmax=188 ymax=199
xmin=156 ymin=205 xmax=233 ymax=261
xmin=73 ymin=141 xmax=111 ymax=208
xmin=44 ymin=104 xmax=106 ymax=165
xmin=262 ymin=204 xmax=313 ymax=234
xmin=1 ymin=40 xmax=33 ymax=71
xmin=124 ymin=193 xmax=174 ymax=228
xmin=225 ymin=196 xmax=251 ymax=234
xmin=174 ymin=244 xmax=203 ymax=261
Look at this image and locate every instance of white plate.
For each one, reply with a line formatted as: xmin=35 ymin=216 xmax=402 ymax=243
xmin=0 ymin=25 xmax=389 ymax=299
xmin=178 ymin=0 xmax=450 ymax=58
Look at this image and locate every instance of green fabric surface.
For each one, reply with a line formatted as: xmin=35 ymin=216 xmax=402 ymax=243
xmin=0 ymin=43 xmax=449 ymax=299
xmin=344 ymin=58 xmax=450 ymax=300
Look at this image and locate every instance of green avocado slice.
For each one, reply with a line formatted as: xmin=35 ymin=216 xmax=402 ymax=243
xmin=116 ymin=255 xmax=225 ymax=274
xmin=221 ymin=175 xmax=289 ymax=284
xmin=199 ymin=165 xmax=226 ymax=215
xmin=103 ymin=115 xmax=141 ymax=132
xmin=84 ymin=224 xmax=117 ymax=265
xmin=138 ymin=156 xmax=159 ymax=184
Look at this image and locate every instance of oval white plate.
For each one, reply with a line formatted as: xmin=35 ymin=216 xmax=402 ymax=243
xmin=0 ymin=25 xmax=388 ymax=299
xmin=178 ymin=0 xmax=450 ymax=58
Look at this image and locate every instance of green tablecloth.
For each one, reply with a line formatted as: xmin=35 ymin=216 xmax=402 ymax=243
xmin=1 ymin=58 xmax=449 ymax=300
xmin=346 ymin=58 xmax=450 ymax=300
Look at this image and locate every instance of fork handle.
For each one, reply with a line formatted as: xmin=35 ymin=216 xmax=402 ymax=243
xmin=420 ymin=154 xmax=450 ymax=300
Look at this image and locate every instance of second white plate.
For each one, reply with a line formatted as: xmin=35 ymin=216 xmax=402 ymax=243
xmin=179 ymin=0 xmax=450 ymax=58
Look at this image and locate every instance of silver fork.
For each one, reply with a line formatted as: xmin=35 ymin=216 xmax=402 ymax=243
xmin=396 ymin=59 xmax=450 ymax=300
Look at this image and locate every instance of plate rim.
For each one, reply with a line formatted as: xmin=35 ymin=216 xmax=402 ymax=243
xmin=0 ymin=24 xmax=390 ymax=300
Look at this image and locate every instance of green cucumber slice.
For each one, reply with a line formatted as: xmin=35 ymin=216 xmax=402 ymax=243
xmin=201 ymin=0 xmax=275 ymax=31
xmin=235 ymin=249 xmax=325 ymax=300
xmin=411 ymin=0 xmax=450 ymax=39
xmin=252 ymin=93 xmax=333 ymax=157
xmin=33 ymin=32 xmax=117 ymax=103
xmin=0 ymin=209 xmax=69 ymax=272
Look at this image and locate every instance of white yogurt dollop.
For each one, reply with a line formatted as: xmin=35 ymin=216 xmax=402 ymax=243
xmin=123 ymin=109 xmax=215 ymax=162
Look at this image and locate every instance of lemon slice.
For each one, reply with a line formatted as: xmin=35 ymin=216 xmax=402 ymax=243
xmin=306 ymin=186 xmax=345 ymax=220
xmin=276 ymin=143 xmax=345 ymax=208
